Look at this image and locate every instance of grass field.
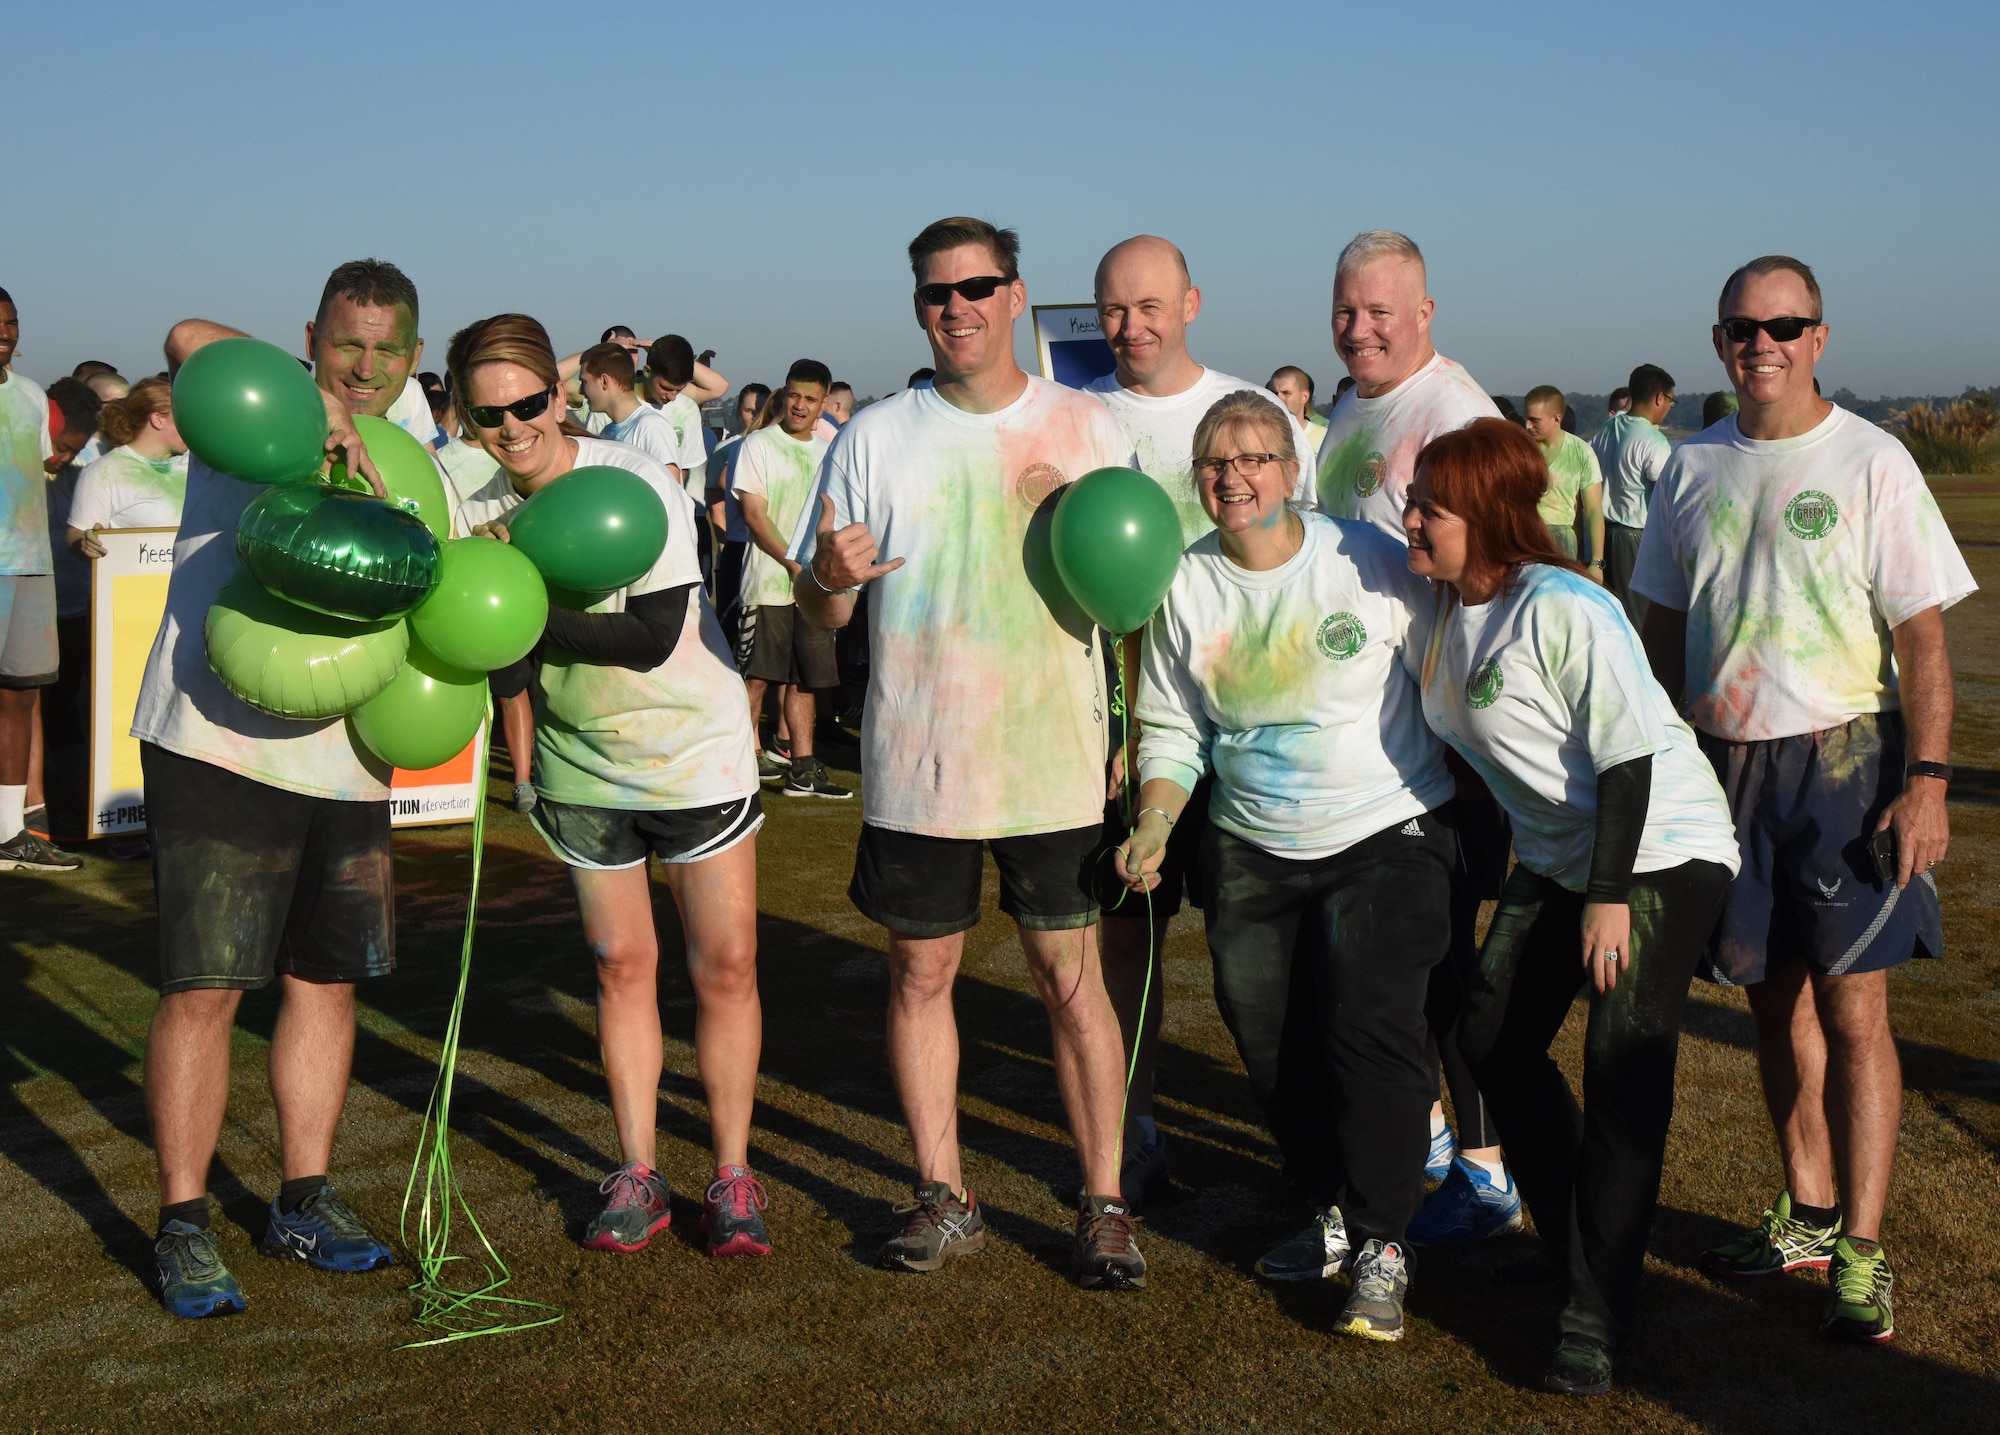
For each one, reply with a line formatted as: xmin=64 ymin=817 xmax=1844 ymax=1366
xmin=5 ymin=490 xmax=1999 ymax=1434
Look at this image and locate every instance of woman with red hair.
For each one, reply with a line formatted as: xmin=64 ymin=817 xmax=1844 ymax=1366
xmin=1404 ymin=418 xmax=1739 ymax=1397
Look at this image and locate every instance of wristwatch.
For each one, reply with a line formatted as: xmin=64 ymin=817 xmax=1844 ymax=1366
xmin=1905 ymin=761 xmax=1953 ymax=784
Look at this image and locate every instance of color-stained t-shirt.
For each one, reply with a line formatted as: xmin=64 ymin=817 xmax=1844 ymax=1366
xmin=651 ymin=392 xmax=711 ymax=500
xmin=1537 ymin=431 xmax=1602 ymax=527
xmin=1315 ymin=353 xmax=1501 ymax=541
xmin=1137 ymin=512 xmax=1453 ymax=859
xmin=787 ymin=377 xmax=1138 ymax=839
xmin=70 ymin=446 xmax=189 ymax=532
xmin=1304 ymin=415 xmax=1328 ymax=463
xmin=1083 ymin=367 xmax=1316 ymax=548
xmin=385 ymin=375 xmax=441 ymax=450
xmin=1419 ymin=562 xmax=1741 ymax=891
xmin=1632 ymin=406 xmax=1977 ymax=743
xmin=131 ymin=457 xmax=391 ymax=801
xmin=603 ymin=404 xmax=686 ymax=478
xmin=731 ymin=425 xmax=828 ymax=608
xmin=436 ymin=435 xmax=500 ymax=533
xmin=0 ymin=371 xmax=55 ymax=575
xmin=1589 ymin=412 xmax=1671 ymax=530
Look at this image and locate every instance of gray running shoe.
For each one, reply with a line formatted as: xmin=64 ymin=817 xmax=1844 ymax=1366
xmin=582 ymin=1162 xmax=673 ymax=1253
xmin=0 ymin=829 xmax=80 ymax=872
xmin=511 ymin=781 xmax=538 ymax=813
xmin=783 ymin=756 xmax=852 ymax=800
xmin=756 ymin=752 xmax=787 ymax=785
xmin=1073 ymin=1195 xmax=1147 ymax=1291
xmin=1255 ymin=1204 xmax=1351 ymax=1281
xmin=1336 ymin=1238 xmax=1410 ymax=1341
xmin=879 ymin=1182 xmax=987 ymax=1272
xmin=1120 ymin=1129 xmax=1170 ymax=1210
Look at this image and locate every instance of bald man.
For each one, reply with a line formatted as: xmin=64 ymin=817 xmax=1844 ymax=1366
xmin=1083 ymin=235 xmax=1316 ymax=1206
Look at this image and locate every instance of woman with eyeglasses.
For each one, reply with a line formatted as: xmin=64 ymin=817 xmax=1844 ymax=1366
xmin=446 ymin=313 xmax=772 ymax=1261
xmin=1403 ymin=417 xmax=1740 ymax=1396
xmin=1115 ymin=390 xmax=1458 ymax=1344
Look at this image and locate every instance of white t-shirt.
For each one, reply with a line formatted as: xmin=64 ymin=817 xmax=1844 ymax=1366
xmin=385 ymin=375 xmax=441 ymax=449
xmin=732 ymin=426 xmax=828 ymax=608
xmin=652 ymin=393 xmax=710 ymax=499
xmin=487 ymin=436 xmax=757 ymax=811
xmin=1084 ymin=367 xmax=1316 ymax=548
xmin=436 ymin=435 xmax=500 ymax=532
xmin=1315 ymin=352 xmax=1501 ymax=541
xmin=1589 ymin=413 xmax=1672 ymax=530
xmin=69 ymin=447 xmax=189 ymax=532
xmin=1138 ymin=513 xmax=1453 ymax=859
xmin=602 ymin=404 xmax=686 ymax=478
xmin=1419 ymin=563 xmax=1741 ymax=891
xmin=787 ymin=376 xmax=1137 ymax=839
xmin=0 ymin=370 xmax=54 ymax=575
xmin=1632 ymin=406 xmax=1977 ymax=743
xmin=131 ymin=457 xmax=391 ymax=801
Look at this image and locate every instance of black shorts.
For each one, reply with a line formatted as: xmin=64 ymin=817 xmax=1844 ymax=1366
xmin=1097 ymin=773 xmax=1213 ymax=919
xmin=143 ymin=742 xmax=394 ymax=994
xmin=531 ymin=792 xmax=763 ymax=870
xmin=849 ymin=821 xmax=1101 ymax=938
xmin=737 ymin=602 xmax=839 ymax=690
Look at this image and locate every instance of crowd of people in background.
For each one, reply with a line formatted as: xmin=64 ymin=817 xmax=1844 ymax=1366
xmin=0 ymin=215 xmax=1972 ymax=1398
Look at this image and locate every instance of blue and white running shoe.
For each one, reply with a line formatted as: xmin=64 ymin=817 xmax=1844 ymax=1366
xmin=155 ymin=1220 xmax=247 ymax=1318
xmin=261 ymin=1186 xmax=395 ymax=1271
xmin=1407 ymin=1155 xmax=1524 ymax=1247
xmin=1425 ymin=1123 xmax=1458 ymax=1183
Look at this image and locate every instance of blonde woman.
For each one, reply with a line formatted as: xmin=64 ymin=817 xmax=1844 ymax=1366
xmin=67 ymin=378 xmax=188 ymax=555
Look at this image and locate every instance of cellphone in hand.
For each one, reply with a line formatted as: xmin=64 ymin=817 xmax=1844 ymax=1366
xmin=1866 ymin=828 xmax=1898 ymax=884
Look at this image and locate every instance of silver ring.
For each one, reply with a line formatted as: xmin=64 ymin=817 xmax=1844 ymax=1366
xmin=1601 ymin=950 xmax=1619 ymax=961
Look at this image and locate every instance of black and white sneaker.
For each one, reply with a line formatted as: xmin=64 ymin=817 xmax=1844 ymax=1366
xmin=784 ymin=756 xmax=852 ymax=800
xmin=1336 ymin=1238 xmax=1410 ymax=1341
xmin=0 ymin=829 xmax=81 ymax=872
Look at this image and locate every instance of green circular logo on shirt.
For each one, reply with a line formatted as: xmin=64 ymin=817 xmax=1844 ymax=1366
xmin=1316 ymin=612 xmax=1367 ymax=660
xmin=1467 ymin=656 xmax=1505 ymax=709
xmin=1354 ymin=453 xmax=1388 ymax=497
xmin=1784 ymin=489 xmax=1840 ymax=540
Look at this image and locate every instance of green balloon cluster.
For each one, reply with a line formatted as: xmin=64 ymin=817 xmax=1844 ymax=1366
xmin=206 ymin=573 xmax=409 ymax=719
xmin=173 ymin=338 xmax=329 ymax=484
xmin=410 ymin=537 xmax=549 ymax=673
xmin=1050 ymin=467 xmax=1184 ymax=635
xmin=237 ymin=484 xmax=440 ymax=620
xmin=505 ymin=465 xmax=667 ymax=593
xmin=348 ymin=637 xmax=489 ymax=771
xmin=328 ymin=416 xmax=453 ymax=540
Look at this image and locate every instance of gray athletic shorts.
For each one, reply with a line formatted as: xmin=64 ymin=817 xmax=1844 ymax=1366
xmin=0 ymin=574 xmax=59 ymax=687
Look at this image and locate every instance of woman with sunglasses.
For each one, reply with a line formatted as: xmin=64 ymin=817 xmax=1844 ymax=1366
xmin=1404 ymin=418 xmax=1740 ymax=1396
xmin=1115 ymin=390 xmax=1458 ymax=1343
xmin=446 ymin=314 xmax=771 ymax=1261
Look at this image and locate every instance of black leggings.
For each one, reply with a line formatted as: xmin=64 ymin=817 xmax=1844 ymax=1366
xmin=1429 ymin=795 xmax=1507 ymax=1149
xmin=1458 ymin=858 xmax=1731 ymax=1348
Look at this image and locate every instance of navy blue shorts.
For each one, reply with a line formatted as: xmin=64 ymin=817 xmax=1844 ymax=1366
xmin=1699 ymin=712 xmax=1942 ymax=986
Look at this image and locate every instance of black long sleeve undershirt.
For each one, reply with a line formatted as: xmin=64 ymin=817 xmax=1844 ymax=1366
xmin=1586 ymin=755 xmax=1653 ymax=904
xmin=484 ymin=583 xmax=695 ymax=698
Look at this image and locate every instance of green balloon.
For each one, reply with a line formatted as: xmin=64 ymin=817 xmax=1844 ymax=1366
xmin=349 ymin=636 xmax=488 ymax=771
xmin=237 ymin=483 xmax=440 ymax=621
xmin=1050 ymin=467 xmax=1184 ymax=635
xmin=504 ymin=465 xmax=667 ymax=593
xmin=172 ymin=337 xmax=329 ymax=484
xmin=410 ymin=536 xmax=549 ymax=672
xmin=205 ymin=572 xmax=409 ymax=719
xmin=327 ymin=415 xmax=453 ymax=540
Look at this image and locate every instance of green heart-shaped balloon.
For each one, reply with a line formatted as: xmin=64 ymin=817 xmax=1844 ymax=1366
xmin=327 ymin=415 xmax=453 ymax=540
xmin=237 ymin=483 xmax=441 ymax=621
xmin=205 ymin=572 xmax=409 ymax=719
xmin=349 ymin=636 xmax=489 ymax=771
xmin=172 ymin=337 xmax=329 ymax=484
xmin=1050 ymin=467 xmax=1183 ymax=635
xmin=504 ymin=464 xmax=668 ymax=593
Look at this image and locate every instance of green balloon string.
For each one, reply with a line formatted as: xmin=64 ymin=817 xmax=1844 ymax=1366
xmin=399 ymin=739 xmax=562 ymax=1348
xmin=1094 ymin=642 xmax=1157 ymax=1178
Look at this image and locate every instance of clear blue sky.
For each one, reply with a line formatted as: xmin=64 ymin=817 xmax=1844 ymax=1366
xmin=7 ymin=2 xmax=1995 ymax=402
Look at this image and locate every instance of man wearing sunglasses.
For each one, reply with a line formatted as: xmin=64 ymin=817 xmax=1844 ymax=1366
xmin=1634 ymin=255 xmax=1976 ymax=1346
xmin=789 ymin=216 xmax=1148 ymax=1292
xmin=1587 ymin=363 xmax=1675 ymax=627
xmin=132 ymin=262 xmax=418 ymax=1320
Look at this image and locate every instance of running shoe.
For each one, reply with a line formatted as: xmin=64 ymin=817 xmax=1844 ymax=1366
xmin=1073 ymin=1195 xmax=1147 ymax=1291
xmin=1255 ymin=1204 xmax=1351 ymax=1281
xmin=1120 ymin=1128 xmax=1170 ymax=1210
xmin=756 ymin=751 xmax=787 ymax=785
xmin=1424 ymin=1123 xmax=1457 ymax=1183
xmin=762 ymin=738 xmax=792 ymax=768
xmin=878 ymin=1182 xmax=987 ymax=1272
xmin=582 ymin=1161 xmax=673 ymax=1253
xmin=783 ymin=756 xmax=852 ymax=800
xmin=1822 ymin=1237 xmax=1895 ymax=1344
xmin=702 ymin=1166 xmax=772 ymax=1257
xmin=1406 ymin=1156 xmax=1523 ymax=1247
xmin=155 ymin=1220 xmax=247 ymax=1319
xmin=0 ymin=829 xmax=81 ymax=872
xmin=1542 ymin=1334 xmax=1613 ymax=1396
xmin=1699 ymin=1191 xmax=1840 ymax=1280
xmin=1336 ymin=1239 xmax=1410 ymax=1341
xmin=25 ymin=803 xmax=50 ymax=839
xmin=511 ymin=781 xmax=538 ymax=813
xmin=261 ymin=1186 xmax=394 ymax=1271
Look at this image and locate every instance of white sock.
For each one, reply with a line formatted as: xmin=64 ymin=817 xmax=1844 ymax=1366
xmin=1429 ymin=1110 xmax=1450 ymax=1140
xmin=1465 ymin=1153 xmax=1509 ymax=1187
xmin=0 ymin=784 xmax=25 ymax=842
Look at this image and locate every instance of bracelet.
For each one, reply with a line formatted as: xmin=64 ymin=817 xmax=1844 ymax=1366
xmin=1585 ymin=560 xmax=1603 ymax=568
xmin=1905 ymin=760 xmax=1953 ymax=784
xmin=806 ymin=558 xmax=854 ymax=595
xmin=1136 ymin=806 xmax=1176 ymax=826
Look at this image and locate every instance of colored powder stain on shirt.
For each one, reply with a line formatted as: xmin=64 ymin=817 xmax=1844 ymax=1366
xmin=1315 ymin=424 xmax=1379 ymax=517
xmin=1536 ymin=432 xmax=1600 ymax=525
xmin=0 ymin=374 xmax=53 ymax=574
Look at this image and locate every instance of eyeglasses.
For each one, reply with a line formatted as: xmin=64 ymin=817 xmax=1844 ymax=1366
xmin=915 ymin=275 xmax=1014 ymax=307
xmin=1718 ymin=315 xmax=1822 ymax=344
xmin=464 ymin=386 xmax=557 ymax=428
xmin=1195 ymin=453 xmax=1284 ymax=481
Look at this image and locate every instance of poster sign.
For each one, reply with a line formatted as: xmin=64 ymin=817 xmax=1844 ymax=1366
xmin=87 ymin=529 xmax=486 ymax=833
xmin=1032 ymin=304 xmax=1116 ymax=388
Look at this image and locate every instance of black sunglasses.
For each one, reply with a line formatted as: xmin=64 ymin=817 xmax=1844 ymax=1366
xmin=464 ymin=385 xmax=557 ymax=428
xmin=1719 ymin=315 xmax=1821 ymax=344
xmin=915 ymin=275 xmax=1014 ymax=307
